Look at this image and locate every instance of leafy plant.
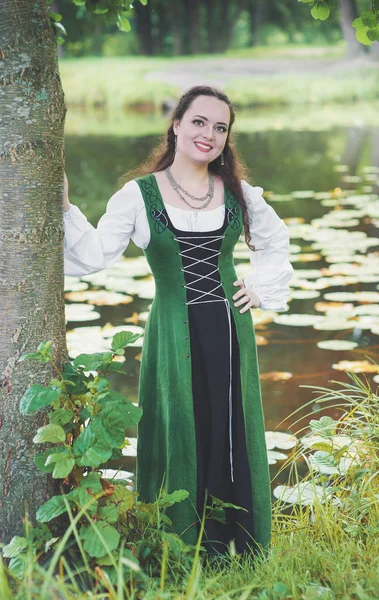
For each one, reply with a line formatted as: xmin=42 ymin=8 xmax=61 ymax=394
xmin=46 ymin=0 xmax=148 ymax=45
xmin=273 ymin=370 xmax=379 ymax=538
xmin=298 ymin=0 xmax=379 ymax=44
xmin=3 ymin=332 xmax=200 ymax=587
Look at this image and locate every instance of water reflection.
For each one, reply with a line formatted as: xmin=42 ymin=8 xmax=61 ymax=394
xmin=64 ymin=123 xmax=379 ymax=481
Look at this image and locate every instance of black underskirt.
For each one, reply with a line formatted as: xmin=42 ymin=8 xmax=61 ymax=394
xmin=166 ymin=214 xmax=255 ymax=557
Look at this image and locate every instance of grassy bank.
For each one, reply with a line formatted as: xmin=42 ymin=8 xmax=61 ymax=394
xmin=2 ymin=373 xmax=379 ymax=598
xmin=58 ymin=47 xmax=379 ymax=113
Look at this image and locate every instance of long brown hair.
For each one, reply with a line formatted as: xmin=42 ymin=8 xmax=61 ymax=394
xmin=119 ymin=85 xmax=255 ymax=250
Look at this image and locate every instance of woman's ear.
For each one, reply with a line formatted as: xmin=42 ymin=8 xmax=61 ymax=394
xmin=173 ymin=119 xmax=180 ymax=136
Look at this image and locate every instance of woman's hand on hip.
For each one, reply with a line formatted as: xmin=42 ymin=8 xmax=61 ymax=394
xmin=232 ymin=280 xmax=261 ymax=313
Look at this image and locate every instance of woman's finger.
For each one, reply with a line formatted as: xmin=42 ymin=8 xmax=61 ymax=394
xmin=234 ymin=294 xmax=250 ymax=308
xmin=232 ymin=287 xmax=247 ymax=301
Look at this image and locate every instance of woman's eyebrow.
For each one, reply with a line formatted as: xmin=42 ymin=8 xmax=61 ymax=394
xmin=193 ymin=114 xmax=229 ymax=127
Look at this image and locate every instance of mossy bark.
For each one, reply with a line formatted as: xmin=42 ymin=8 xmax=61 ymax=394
xmin=0 ymin=0 xmax=68 ymax=543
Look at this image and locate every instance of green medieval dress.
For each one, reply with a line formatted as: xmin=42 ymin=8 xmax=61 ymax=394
xmin=135 ymin=174 xmax=271 ymax=556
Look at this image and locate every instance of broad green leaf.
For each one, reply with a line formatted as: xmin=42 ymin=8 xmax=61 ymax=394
xmin=33 ymin=424 xmax=66 ymax=444
xmin=99 ymin=392 xmax=142 ymax=428
xmin=310 ymin=442 xmax=334 ymax=453
xmin=72 ymin=486 xmax=98 ymax=516
xmin=98 ymin=505 xmax=119 ymax=524
xmin=73 ymin=421 xmax=112 ymax=467
xmin=367 ymin=26 xmax=379 ymax=41
xmin=80 ymin=521 xmax=120 ymax=558
xmin=50 ymin=408 xmax=74 ymax=426
xmin=352 ymin=16 xmax=362 ymax=28
xmin=36 ymin=495 xmax=72 ymax=522
xmin=19 ymin=352 xmax=43 ymax=362
xmin=73 ymin=353 xmax=108 ymax=371
xmin=106 ymin=363 xmax=127 ymax=374
xmin=158 ymin=489 xmax=189 ymax=509
xmin=20 ymin=385 xmax=61 ymax=415
xmin=8 ymin=555 xmax=26 ymax=579
xmin=45 ymin=454 xmax=75 ymax=479
xmin=107 ymin=485 xmax=136 ymax=513
xmin=49 ymin=11 xmax=62 ymax=21
xmin=361 ymin=11 xmax=377 ymax=27
xmin=356 ymin=26 xmax=372 ymax=45
xmin=111 ymin=331 xmax=141 ymax=352
xmin=2 ymin=536 xmax=28 ymax=558
xmin=311 ymin=4 xmax=330 ymax=20
xmin=117 ymin=14 xmax=131 ymax=32
xmin=35 ymin=447 xmax=68 ymax=473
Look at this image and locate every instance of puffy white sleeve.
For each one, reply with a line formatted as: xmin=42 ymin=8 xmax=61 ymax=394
xmin=241 ymin=180 xmax=293 ymax=312
xmin=63 ymin=179 xmax=146 ymax=276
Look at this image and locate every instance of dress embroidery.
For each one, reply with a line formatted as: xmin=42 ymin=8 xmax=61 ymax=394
xmin=139 ymin=178 xmax=169 ymax=234
xmin=226 ymin=200 xmax=240 ymax=230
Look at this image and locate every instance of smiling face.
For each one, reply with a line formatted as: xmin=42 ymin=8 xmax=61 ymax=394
xmin=173 ymin=95 xmax=230 ymax=165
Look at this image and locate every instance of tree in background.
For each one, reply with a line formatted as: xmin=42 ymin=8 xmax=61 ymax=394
xmin=54 ymin=0 xmax=378 ymax=58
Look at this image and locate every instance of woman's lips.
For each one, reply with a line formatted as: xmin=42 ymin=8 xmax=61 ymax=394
xmin=194 ymin=142 xmax=213 ymax=152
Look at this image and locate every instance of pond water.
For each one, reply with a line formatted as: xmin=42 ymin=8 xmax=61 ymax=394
xmin=64 ymin=119 xmax=379 ymax=483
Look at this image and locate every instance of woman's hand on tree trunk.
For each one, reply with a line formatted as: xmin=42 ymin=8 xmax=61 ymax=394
xmin=63 ymin=171 xmax=71 ymax=211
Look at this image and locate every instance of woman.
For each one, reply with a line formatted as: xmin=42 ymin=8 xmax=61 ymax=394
xmin=63 ymin=85 xmax=293 ymax=559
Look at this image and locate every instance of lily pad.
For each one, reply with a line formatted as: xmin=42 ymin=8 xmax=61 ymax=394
xmin=65 ymin=290 xmax=133 ymax=306
xmin=331 ymin=360 xmax=379 ymax=373
xmin=64 ymin=277 xmax=89 ymax=292
xmin=316 ymin=340 xmax=358 ymax=351
xmin=313 ymin=319 xmax=354 ymax=331
xmin=291 ymin=190 xmax=315 ymax=199
xmin=65 ymin=304 xmax=101 ymax=323
xmin=290 ymin=290 xmax=320 ymax=299
xmin=267 ymin=450 xmax=288 ymax=464
xmin=265 ymin=431 xmax=298 ymax=450
xmin=273 ymin=482 xmax=329 ymax=505
xmin=273 ymin=314 xmax=324 ymax=327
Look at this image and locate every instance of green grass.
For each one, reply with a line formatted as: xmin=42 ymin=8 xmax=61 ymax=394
xmin=2 ymin=502 xmax=379 ymax=598
xmin=225 ymin=69 xmax=379 ymax=109
xmin=3 ymin=372 xmax=379 ymax=598
xmin=225 ymin=41 xmax=346 ymax=59
xmin=59 ymin=46 xmax=379 ymax=114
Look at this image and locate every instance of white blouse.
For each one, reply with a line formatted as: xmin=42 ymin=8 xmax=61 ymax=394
xmin=63 ymin=179 xmax=293 ymax=311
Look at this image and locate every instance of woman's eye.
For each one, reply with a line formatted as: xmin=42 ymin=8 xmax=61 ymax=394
xmin=193 ymin=119 xmax=203 ymax=126
xmin=216 ymin=126 xmax=227 ymax=133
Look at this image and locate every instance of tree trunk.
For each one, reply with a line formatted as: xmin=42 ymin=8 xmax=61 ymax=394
xmin=184 ymin=0 xmax=200 ymax=55
xmin=134 ymin=2 xmax=154 ymax=55
xmin=247 ymin=0 xmax=264 ymax=46
xmin=338 ymin=0 xmax=366 ymax=58
xmin=207 ymin=0 xmax=244 ymax=53
xmin=0 ymin=0 xmax=67 ymax=543
xmin=171 ymin=1 xmax=184 ymax=55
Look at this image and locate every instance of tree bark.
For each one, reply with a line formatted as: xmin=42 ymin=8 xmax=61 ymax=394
xmin=207 ymin=0 xmax=245 ymax=53
xmin=133 ymin=2 xmax=154 ymax=55
xmin=171 ymin=1 xmax=184 ymax=55
xmin=338 ymin=0 xmax=366 ymax=58
xmin=246 ymin=0 xmax=264 ymax=46
xmin=184 ymin=0 xmax=200 ymax=55
xmin=0 ymin=0 xmax=67 ymax=543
